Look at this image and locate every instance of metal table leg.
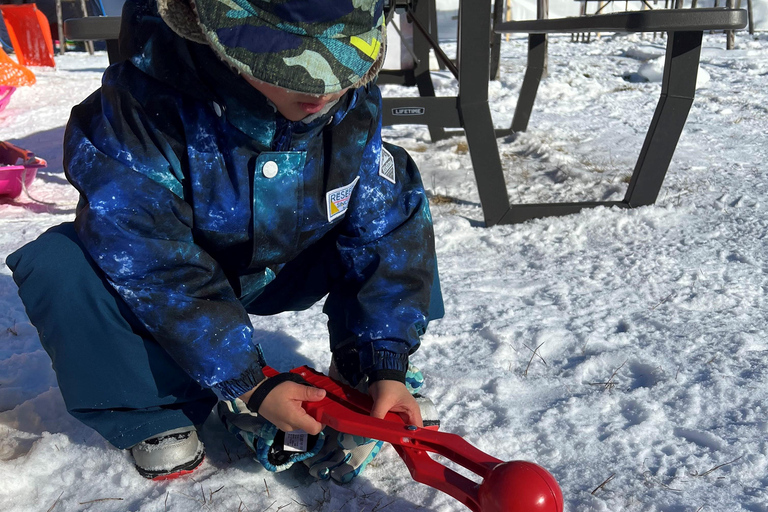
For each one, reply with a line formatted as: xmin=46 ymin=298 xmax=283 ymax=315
xmin=456 ymin=0 xmax=510 ymax=226
xmin=624 ymin=30 xmax=703 ymax=207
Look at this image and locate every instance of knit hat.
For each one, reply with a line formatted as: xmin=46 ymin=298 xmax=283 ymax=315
xmin=158 ymin=0 xmax=386 ymax=95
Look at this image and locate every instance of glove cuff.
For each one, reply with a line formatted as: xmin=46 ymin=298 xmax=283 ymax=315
xmin=333 ymin=344 xmax=410 ymax=386
xmin=246 ymin=373 xmax=307 ymax=414
xmin=362 ymin=348 xmax=409 ymax=383
xmin=367 ymin=368 xmax=407 ymax=384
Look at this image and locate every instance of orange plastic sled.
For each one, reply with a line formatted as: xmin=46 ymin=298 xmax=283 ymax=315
xmin=0 ymin=46 xmax=36 ymax=112
xmin=0 ymin=46 xmax=36 ymax=87
xmin=0 ymin=4 xmax=55 ymax=67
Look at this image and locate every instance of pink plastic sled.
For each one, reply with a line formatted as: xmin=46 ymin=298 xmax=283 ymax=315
xmin=0 ymin=140 xmax=47 ymax=199
xmin=0 ymin=85 xmax=15 ymax=112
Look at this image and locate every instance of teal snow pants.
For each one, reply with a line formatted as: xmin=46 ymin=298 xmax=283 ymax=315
xmin=6 ymin=222 xmax=444 ymax=449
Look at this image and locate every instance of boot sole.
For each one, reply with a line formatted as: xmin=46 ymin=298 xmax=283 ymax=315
xmin=136 ymin=452 xmax=205 ymax=480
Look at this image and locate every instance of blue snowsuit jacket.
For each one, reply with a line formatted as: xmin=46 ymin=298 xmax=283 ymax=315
xmin=63 ymin=0 xmax=438 ymax=399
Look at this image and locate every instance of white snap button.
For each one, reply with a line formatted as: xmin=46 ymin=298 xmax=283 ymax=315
xmin=262 ymin=160 xmax=279 ymax=178
xmin=212 ymin=102 xmax=222 ymax=117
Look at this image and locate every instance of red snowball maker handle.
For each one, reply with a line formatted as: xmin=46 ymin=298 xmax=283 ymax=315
xmin=261 ymin=365 xmax=564 ymax=512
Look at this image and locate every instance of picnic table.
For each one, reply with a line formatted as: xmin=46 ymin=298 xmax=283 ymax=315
xmin=63 ymin=15 xmax=121 ymax=61
xmin=380 ymin=3 xmax=746 ymax=226
xmin=64 ymin=4 xmax=747 ymax=227
xmin=579 ymin=0 xmax=658 ymax=16
xmin=492 ymin=8 xmax=746 ymax=224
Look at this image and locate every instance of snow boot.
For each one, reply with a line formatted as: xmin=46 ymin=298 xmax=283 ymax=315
xmin=130 ymin=426 xmax=205 ymax=480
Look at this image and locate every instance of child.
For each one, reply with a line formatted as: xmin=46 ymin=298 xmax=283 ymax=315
xmin=7 ymin=0 xmax=443 ymax=482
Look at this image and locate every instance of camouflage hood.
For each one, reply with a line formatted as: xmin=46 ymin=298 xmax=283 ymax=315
xmin=158 ymin=0 xmax=387 ymax=95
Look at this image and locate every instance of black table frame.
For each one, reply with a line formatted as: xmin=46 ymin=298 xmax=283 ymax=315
xmin=380 ymin=6 xmax=746 ymax=226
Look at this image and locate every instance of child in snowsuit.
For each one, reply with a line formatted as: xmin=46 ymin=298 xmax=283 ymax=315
xmin=6 ymin=0 xmax=442 ymax=481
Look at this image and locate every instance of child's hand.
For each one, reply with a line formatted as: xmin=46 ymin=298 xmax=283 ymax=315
xmin=369 ymin=380 xmax=423 ymax=428
xmin=244 ymin=381 xmax=326 ymax=435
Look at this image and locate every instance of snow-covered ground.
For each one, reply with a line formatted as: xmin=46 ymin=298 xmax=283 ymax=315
xmin=2 ymin=31 xmax=768 ymax=511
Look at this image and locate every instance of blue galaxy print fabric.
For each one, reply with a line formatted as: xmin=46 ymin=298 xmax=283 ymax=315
xmin=62 ymin=0 xmax=436 ymax=399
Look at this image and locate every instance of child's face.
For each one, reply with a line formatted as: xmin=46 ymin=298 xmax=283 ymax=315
xmin=244 ymin=76 xmax=349 ymax=121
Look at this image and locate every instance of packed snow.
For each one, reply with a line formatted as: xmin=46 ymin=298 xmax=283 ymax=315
xmin=1 ymin=30 xmax=768 ymax=512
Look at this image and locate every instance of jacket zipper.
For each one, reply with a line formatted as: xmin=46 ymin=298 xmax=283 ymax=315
xmin=273 ymin=117 xmax=293 ymax=151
